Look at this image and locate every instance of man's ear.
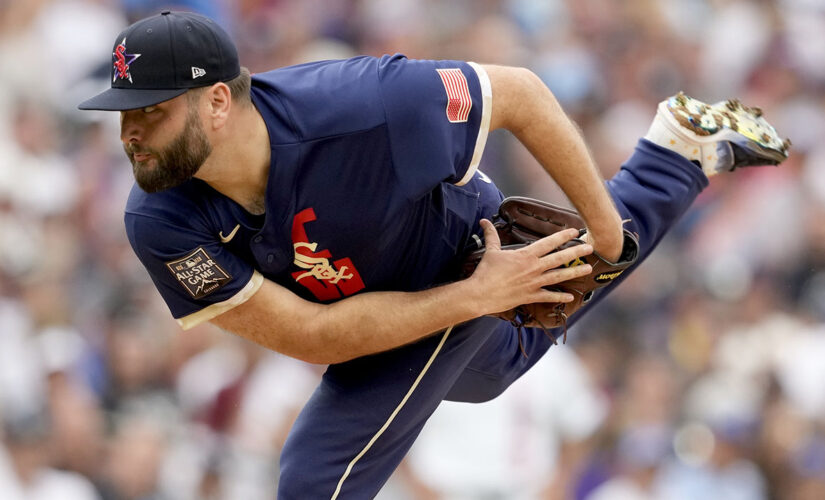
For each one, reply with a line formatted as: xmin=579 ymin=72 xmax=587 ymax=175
xmin=207 ymin=82 xmax=232 ymax=129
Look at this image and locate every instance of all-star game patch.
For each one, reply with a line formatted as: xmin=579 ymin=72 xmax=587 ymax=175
xmin=166 ymin=248 xmax=231 ymax=299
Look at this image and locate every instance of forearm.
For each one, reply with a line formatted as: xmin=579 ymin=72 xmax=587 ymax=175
xmin=213 ymin=276 xmax=486 ymax=365
xmin=211 ymin=223 xmax=594 ymax=364
xmin=515 ymin=91 xmax=622 ymax=248
xmin=313 ymin=280 xmax=481 ymax=362
xmin=485 ymin=65 xmax=624 ymax=260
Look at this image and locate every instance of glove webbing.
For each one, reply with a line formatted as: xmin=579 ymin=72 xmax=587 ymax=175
xmin=511 ymin=306 xmax=568 ymax=359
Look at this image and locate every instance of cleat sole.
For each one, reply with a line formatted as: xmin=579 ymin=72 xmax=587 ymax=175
xmin=653 ymin=92 xmax=791 ymax=175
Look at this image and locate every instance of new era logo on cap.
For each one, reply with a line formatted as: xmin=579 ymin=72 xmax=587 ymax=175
xmin=192 ymin=66 xmax=206 ymax=79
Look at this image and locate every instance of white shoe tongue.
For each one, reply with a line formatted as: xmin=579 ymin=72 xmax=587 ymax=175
xmin=644 ymin=104 xmax=719 ymax=175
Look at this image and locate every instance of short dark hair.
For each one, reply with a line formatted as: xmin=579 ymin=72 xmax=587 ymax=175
xmin=226 ymin=66 xmax=252 ymax=105
xmin=186 ymin=66 xmax=251 ymax=106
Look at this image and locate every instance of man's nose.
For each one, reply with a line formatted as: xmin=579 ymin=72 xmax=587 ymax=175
xmin=120 ymin=112 xmax=143 ymax=144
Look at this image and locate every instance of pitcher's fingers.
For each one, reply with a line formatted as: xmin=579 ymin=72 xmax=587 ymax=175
xmin=533 ymin=289 xmax=575 ymax=304
xmin=527 ymin=228 xmax=582 ymax=256
xmin=480 ymin=219 xmax=501 ymax=252
xmin=541 ymin=263 xmax=592 ymax=286
xmin=538 ymin=243 xmax=593 ymax=269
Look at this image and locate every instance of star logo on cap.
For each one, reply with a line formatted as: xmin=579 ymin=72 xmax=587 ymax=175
xmin=113 ymin=38 xmax=141 ymax=83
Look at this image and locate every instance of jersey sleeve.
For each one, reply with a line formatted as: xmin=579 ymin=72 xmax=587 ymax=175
xmin=377 ymin=55 xmax=493 ymax=199
xmin=125 ymin=211 xmax=263 ymax=330
xmin=253 ymin=55 xmax=492 ymax=200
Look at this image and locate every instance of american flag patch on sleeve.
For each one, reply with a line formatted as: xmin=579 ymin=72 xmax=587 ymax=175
xmin=436 ymin=68 xmax=472 ymax=123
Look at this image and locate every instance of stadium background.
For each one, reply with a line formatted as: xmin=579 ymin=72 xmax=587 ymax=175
xmin=1 ymin=0 xmax=824 ymax=498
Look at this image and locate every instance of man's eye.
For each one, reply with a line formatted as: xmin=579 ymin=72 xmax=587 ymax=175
xmin=143 ymin=106 xmax=157 ymax=113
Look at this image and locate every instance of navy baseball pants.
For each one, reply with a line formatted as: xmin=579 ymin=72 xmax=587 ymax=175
xmin=278 ymin=139 xmax=709 ymax=499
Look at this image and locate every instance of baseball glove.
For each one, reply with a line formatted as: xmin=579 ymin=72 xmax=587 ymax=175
xmin=461 ymin=196 xmax=639 ymax=350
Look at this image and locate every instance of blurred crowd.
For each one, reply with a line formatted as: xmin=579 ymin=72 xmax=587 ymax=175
xmin=1 ymin=0 xmax=824 ymax=499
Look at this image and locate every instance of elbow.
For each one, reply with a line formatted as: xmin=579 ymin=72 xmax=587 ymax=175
xmin=293 ymin=353 xmax=333 ymax=365
xmin=490 ymin=64 xmax=540 ymax=87
xmin=514 ymin=66 xmax=543 ymax=87
xmin=282 ymin=334 xmax=337 ymax=365
xmin=512 ymin=68 xmax=555 ymax=131
xmin=294 ymin=345 xmax=352 ymax=365
xmin=488 ymin=65 xmax=558 ymax=133
xmin=297 ymin=352 xmax=356 ymax=366
xmin=290 ymin=322 xmax=361 ymax=365
xmin=513 ymin=66 xmax=553 ymax=98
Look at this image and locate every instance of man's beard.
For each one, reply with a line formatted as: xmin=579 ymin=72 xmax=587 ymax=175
xmin=125 ymin=107 xmax=212 ymax=193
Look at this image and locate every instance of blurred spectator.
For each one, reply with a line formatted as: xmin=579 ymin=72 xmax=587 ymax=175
xmin=585 ymin=424 xmax=672 ymax=500
xmin=785 ymin=436 xmax=825 ymax=500
xmin=387 ymin=347 xmax=607 ymax=499
xmin=657 ymin=420 xmax=768 ymax=500
xmin=98 ymin=412 xmax=169 ymax=500
xmin=0 ymin=410 xmax=99 ymax=500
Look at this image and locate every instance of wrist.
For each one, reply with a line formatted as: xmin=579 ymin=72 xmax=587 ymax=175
xmin=456 ymin=274 xmax=490 ymax=318
xmin=584 ymin=224 xmax=624 ymax=262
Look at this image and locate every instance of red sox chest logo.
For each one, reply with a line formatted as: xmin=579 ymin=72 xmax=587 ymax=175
xmin=291 ymin=208 xmax=365 ymax=301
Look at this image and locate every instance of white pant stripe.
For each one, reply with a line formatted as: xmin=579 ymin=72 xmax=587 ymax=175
xmin=330 ymin=325 xmax=454 ymax=499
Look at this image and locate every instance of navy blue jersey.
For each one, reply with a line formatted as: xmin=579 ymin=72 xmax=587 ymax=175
xmin=124 ymin=54 xmax=495 ymax=329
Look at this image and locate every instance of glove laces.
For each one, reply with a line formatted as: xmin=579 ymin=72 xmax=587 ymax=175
xmin=511 ymin=306 xmax=568 ymax=359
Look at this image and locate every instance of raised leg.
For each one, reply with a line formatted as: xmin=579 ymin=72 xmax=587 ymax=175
xmin=448 ymin=90 xmax=790 ymax=402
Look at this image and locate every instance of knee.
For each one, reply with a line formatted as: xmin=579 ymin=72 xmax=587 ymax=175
xmin=445 ymin=370 xmax=510 ymax=403
xmin=278 ymin=457 xmax=328 ymax=499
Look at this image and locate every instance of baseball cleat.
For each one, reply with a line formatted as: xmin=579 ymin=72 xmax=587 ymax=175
xmin=645 ymin=91 xmax=790 ymax=176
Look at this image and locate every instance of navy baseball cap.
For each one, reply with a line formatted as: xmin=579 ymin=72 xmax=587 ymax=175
xmin=78 ymin=11 xmax=240 ymax=111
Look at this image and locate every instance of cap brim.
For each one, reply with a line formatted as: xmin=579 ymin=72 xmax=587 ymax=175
xmin=78 ymin=87 xmax=188 ymax=111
